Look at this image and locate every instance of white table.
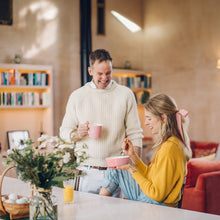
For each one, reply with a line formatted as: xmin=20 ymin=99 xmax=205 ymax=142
xmin=1 ymin=177 xmax=220 ymax=220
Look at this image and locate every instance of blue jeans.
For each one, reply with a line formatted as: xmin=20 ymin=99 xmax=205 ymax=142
xmin=102 ymin=169 xmax=166 ymax=206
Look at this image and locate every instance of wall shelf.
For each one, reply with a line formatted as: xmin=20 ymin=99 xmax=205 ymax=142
xmin=0 ymin=63 xmax=54 ymax=151
xmin=113 ymin=68 xmax=152 ymax=138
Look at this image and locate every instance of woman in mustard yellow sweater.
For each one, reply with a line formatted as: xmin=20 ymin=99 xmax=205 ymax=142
xmin=99 ymin=93 xmax=192 ymax=207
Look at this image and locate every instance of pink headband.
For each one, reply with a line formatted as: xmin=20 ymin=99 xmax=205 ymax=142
xmin=176 ymin=109 xmax=188 ymax=141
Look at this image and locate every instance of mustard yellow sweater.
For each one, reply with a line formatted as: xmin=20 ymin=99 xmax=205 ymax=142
xmin=132 ymin=136 xmax=187 ymax=207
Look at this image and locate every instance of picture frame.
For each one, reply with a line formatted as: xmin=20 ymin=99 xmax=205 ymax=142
xmin=7 ymin=130 xmax=30 ymax=149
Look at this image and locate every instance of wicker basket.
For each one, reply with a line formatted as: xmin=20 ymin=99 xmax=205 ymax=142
xmin=0 ymin=166 xmax=30 ymax=219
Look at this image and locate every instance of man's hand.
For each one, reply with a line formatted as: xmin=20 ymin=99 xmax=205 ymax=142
xmin=77 ymin=121 xmax=89 ymax=138
xmin=71 ymin=121 xmax=89 ymax=142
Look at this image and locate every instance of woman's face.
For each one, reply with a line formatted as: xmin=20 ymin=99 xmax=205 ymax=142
xmin=144 ymin=110 xmax=161 ymax=135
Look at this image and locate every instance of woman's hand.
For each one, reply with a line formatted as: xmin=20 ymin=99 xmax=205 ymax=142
xmin=122 ymin=138 xmax=135 ymax=157
xmin=117 ymin=164 xmax=136 ymax=174
xmin=122 ymin=138 xmax=140 ymax=165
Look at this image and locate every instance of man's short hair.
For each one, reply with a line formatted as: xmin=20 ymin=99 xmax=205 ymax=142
xmin=89 ymin=49 xmax=112 ymax=67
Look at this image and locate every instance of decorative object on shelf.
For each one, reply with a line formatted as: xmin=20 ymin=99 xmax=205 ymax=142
xmin=7 ymin=130 xmax=30 ymax=149
xmin=124 ymin=60 xmax=131 ymax=69
xmin=3 ymin=135 xmax=88 ymax=220
xmin=14 ymin=54 xmax=22 ymax=64
xmin=135 ymin=90 xmax=150 ymax=105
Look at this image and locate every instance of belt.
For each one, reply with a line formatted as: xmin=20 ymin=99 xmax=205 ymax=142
xmin=84 ymin=165 xmax=107 ymax=170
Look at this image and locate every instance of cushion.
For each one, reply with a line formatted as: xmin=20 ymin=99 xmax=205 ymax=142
xmin=190 ymin=153 xmax=216 ymax=161
xmin=190 ymin=141 xmax=219 ymax=158
xmin=185 ymin=160 xmax=220 ymax=187
xmin=214 ymin=144 xmax=220 ymax=161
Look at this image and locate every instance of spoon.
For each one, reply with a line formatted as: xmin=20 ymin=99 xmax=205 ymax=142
xmin=121 ymin=149 xmax=125 ymax=156
xmin=121 ymin=139 xmax=128 ymax=156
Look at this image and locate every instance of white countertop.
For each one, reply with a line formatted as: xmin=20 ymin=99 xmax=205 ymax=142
xmin=1 ymin=176 xmax=220 ymax=220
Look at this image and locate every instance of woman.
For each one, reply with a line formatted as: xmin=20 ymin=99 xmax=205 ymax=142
xmin=99 ymin=93 xmax=192 ymax=207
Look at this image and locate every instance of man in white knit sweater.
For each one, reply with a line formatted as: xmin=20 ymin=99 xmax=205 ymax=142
xmin=60 ymin=49 xmax=143 ymax=195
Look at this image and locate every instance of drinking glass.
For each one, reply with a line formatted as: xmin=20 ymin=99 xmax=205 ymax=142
xmin=63 ymin=179 xmax=74 ymax=204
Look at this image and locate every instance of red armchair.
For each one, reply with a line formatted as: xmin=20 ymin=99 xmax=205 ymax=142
xmin=181 ymin=159 xmax=220 ymax=215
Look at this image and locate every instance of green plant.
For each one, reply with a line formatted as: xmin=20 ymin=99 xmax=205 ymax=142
xmin=3 ymin=135 xmax=88 ymax=189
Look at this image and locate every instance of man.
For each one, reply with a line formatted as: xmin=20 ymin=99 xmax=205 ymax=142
xmin=60 ymin=49 xmax=143 ymax=194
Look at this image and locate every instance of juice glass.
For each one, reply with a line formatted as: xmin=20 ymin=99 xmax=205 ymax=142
xmin=63 ymin=179 xmax=74 ymax=204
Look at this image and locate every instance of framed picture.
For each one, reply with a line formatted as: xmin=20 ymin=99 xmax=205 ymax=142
xmin=7 ymin=130 xmax=30 ymax=149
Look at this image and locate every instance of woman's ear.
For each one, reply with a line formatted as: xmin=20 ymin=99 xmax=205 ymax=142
xmin=161 ymin=114 xmax=167 ymax=123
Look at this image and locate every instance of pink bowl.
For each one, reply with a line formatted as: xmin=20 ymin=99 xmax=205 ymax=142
xmin=105 ymin=156 xmax=129 ymax=168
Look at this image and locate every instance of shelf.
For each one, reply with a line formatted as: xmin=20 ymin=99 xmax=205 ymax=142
xmin=0 ymin=105 xmax=50 ymax=109
xmin=131 ymin=88 xmax=151 ymax=92
xmin=113 ymin=69 xmax=151 ymax=90
xmin=0 ymin=63 xmax=54 ymax=151
xmin=0 ymin=85 xmax=50 ymax=89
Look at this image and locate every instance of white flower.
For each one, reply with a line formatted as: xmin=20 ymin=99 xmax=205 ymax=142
xmin=38 ymin=142 xmax=47 ymax=149
xmin=47 ymin=136 xmax=59 ymax=143
xmin=37 ymin=135 xmax=49 ymax=142
xmin=7 ymin=149 xmax=12 ymax=155
xmin=59 ymin=144 xmax=74 ymax=150
xmin=63 ymin=152 xmax=71 ymax=163
xmin=53 ymin=149 xmax=59 ymax=154
xmin=76 ymin=156 xmax=81 ymax=164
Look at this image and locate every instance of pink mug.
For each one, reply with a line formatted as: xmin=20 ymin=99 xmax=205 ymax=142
xmin=88 ymin=123 xmax=102 ymax=138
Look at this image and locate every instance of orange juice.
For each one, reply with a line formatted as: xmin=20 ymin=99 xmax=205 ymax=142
xmin=63 ymin=185 xmax=74 ymax=203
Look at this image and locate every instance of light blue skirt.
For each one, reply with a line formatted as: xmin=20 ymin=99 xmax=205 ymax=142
xmin=102 ymin=169 xmax=166 ymax=206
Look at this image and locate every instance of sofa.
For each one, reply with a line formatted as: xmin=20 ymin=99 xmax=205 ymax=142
xmin=181 ymin=142 xmax=220 ymax=215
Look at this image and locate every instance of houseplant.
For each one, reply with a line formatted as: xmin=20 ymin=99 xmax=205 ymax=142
xmin=3 ymin=134 xmax=87 ymax=219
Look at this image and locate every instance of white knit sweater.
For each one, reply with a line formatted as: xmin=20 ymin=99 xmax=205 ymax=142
xmin=60 ymin=81 xmax=143 ymax=167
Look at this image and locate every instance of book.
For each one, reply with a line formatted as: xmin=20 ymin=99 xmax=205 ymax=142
xmin=0 ymin=72 xmax=3 ymax=85
xmin=21 ymin=73 xmax=28 ymax=85
xmin=3 ymin=72 xmax=6 ymax=85
xmin=41 ymin=72 xmax=46 ymax=86
xmin=29 ymin=73 xmax=33 ymax=86
xmin=15 ymin=70 xmax=20 ymax=85
xmin=34 ymin=92 xmax=40 ymax=106
xmin=42 ymin=92 xmax=51 ymax=106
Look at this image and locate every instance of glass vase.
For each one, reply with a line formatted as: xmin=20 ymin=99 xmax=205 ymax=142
xmin=29 ymin=188 xmax=57 ymax=220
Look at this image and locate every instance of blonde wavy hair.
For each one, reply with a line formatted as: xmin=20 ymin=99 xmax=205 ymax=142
xmin=144 ymin=93 xmax=192 ymax=162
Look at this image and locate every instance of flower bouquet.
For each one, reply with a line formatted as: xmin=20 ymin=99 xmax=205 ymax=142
xmin=3 ymin=134 xmax=88 ymax=220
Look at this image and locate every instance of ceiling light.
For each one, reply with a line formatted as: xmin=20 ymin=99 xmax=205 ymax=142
xmin=111 ymin=10 xmax=141 ymax=33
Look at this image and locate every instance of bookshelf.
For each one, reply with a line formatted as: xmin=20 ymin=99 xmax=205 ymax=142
xmin=113 ymin=68 xmax=151 ymax=105
xmin=113 ymin=68 xmax=152 ymax=138
xmin=0 ymin=63 xmax=54 ymax=151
